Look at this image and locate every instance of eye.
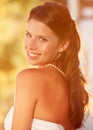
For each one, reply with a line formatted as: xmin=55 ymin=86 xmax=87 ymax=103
xmin=39 ymin=36 xmax=48 ymax=42
xmin=25 ymin=31 xmax=32 ymax=38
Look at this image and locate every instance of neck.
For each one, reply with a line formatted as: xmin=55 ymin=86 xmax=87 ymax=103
xmin=31 ymin=63 xmax=65 ymax=77
xmin=44 ymin=63 xmax=65 ymax=77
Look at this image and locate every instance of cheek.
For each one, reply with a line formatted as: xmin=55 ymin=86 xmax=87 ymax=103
xmin=23 ymin=38 xmax=31 ymax=49
xmin=23 ymin=41 xmax=25 ymax=49
xmin=38 ymin=43 xmax=48 ymax=52
xmin=42 ymin=44 xmax=59 ymax=56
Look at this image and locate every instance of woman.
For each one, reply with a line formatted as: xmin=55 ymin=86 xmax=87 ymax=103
xmin=4 ymin=1 xmax=89 ymax=130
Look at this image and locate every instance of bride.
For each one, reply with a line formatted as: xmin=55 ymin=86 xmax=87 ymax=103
xmin=4 ymin=1 xmax=89 ymax=130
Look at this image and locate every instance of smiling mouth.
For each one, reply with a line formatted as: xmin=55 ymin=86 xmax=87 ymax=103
xmin=27 ymin=52 xmax=41 ymax=57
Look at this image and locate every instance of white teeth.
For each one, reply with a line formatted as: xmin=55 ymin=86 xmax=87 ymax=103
xmin=28 ymin=52 xmax=38 ymax=56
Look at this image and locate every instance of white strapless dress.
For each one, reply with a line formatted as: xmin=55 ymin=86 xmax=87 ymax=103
xmin=4 ymin=106 xmax=93 ymax=130
xmin=4 ymin=107 xmax=64 ymax=130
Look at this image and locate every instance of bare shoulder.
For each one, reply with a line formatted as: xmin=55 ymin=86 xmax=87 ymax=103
xmin=16 ymin=67 xmax=68 ymax=97
xmin=16 ymin=68 xmax=49 ymax=84
xmin=16 ymin=68 xmax=49 ymax=94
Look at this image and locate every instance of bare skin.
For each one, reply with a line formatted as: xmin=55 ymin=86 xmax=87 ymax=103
xmin=12 ymin=66 xmax=70 ymax=130
xmin=12 ymin=19 xmax=70 ymax=130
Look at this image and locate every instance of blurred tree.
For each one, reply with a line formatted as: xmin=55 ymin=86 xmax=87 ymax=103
xmin=0 ymin=1 xmax=54 ymax=130
xmin=0 ymin=41 xmax=18 ymax=71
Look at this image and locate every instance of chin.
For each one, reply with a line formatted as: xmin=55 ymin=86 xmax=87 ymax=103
xmin=27 ymin=60 xmax=40 ymax=66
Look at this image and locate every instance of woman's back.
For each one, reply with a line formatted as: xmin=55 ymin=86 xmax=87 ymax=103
xmin=33 ymin=66 xmax=70 ymax=129
xmin=4 ymin=67 xmax=69 ymax=130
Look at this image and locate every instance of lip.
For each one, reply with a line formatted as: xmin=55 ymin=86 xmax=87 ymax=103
xmin=27 ymin=51 xmax=41 ymax=59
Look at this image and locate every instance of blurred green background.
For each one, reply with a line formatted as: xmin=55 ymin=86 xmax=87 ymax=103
xmin=0 ymin=0 xmax=52 ymax=129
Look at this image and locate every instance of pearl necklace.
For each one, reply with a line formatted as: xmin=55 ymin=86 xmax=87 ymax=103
xmin=45 ymin=64 xmax=65 ymax=77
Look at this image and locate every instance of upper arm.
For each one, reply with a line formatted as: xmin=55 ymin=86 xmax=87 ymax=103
xmin=12 ymin=69 xmax=39 ymax=130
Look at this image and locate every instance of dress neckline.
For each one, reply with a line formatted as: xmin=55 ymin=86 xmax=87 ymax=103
xmin=32 ymin=118 xmax=64 ymax=128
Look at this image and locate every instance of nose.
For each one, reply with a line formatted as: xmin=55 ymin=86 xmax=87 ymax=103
xmin=25 ymin=38 xmax=38 ymax=50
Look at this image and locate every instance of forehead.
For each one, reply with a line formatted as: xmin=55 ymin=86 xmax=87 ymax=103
xmin=26 ymin=19 xmax=57 ymax=37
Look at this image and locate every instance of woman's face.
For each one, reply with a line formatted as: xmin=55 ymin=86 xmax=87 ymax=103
xmin=24 ymin=19 xmax=62 ymax=66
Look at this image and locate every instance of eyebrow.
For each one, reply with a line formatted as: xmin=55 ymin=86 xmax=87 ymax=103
xmin=38 ymin=35 xmax=50 ymax=39
xmin=26 ymin=30 xmax=31 ymax=35
xmin=26 ymin=30 xmax=50 ymax=39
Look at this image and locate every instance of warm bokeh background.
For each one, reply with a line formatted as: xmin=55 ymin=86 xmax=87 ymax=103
xmin=0 ymin=0 xmax=93 ymax=130
xmin=0 ymin=0 xmax=51 ymax=129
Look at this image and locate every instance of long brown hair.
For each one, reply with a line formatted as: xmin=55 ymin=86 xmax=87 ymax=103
xmin=28 ymin=2 xmax=89 ymax=129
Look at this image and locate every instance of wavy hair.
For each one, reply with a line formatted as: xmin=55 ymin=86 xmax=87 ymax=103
xmin=28 ymin=2 xmax=89 ymax=129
